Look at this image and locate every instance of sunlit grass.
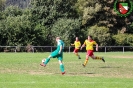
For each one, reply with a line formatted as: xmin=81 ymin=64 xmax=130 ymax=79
xmin=0 ymin=52 xmax=133 ymax=88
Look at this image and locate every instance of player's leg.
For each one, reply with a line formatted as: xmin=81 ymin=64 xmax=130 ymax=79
xmin=82 ymin=54 xmax=89 ymax=67
xmin=40 ymin=50 xmax=58 ymax=67
xmin=91 ymin=54 xmax=105 ymax=62
xmin=83 ymin=50 xmax=95 ymax=67
xmin=59 ymin=60 xmax=65 ymax=75
xmin=58 ymin=53 xmax=65 ymax=75
xmin=82 ymin=50 xmax=90 ymax=67
xmin=40 ymin=55 xmax=52 ymax=67
xmin=74 ymin=49 xmax=81 ymax=59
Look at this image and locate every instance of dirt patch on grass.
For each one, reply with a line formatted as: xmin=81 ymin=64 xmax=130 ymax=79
xmin=1 ymin=68 xmax=133 ymax=78
xmin=0 ymin=68 xmax=27 ymax=74
xmin=0 ymin=68 xmax=51 ymax=75
xmin=28 ymin=70 xmax=55 ymax=75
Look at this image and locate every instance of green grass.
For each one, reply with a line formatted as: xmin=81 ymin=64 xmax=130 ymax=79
xmin=0 ymin=52 xmax=133 ymax=88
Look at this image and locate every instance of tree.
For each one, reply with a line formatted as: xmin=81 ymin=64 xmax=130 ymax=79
xmin=0 ymin=6 xmax=29 ymax=45
xmin=0 ymin=6 xmax=49 ymax=46
xmin=0 ymin=6 xmax=23 ymax=46
xmin=29 ymin=0 xmax=81 ymax=45
xmin=1 ymin=0 xmax=132 ymax=47
xmin=0 ymin=0 xmax=6 ymax=11
xmin=51 ymin=18 xmax=81 ymax=46
xmin=75 ymin=0 xmax=102 ymax=25
xmin=87 ymin=25 xmax=112 ymax=46
xmin=0 ymin=0 xmax=81 ymax=46
xmin=75 ymin=0 xmax=133 ymax=34
xmin=30 ymin=0 xmax=78 ymax=27
xmin=113 ymin=34 xmax=133 ymax=46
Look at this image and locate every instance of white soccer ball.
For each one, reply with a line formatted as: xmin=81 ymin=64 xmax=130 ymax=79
xmin=42 ymin=58 xmax=45 ymax=63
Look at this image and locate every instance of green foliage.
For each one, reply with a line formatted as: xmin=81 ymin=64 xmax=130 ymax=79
xmin=0 ymin=6 xmax=49 ymax=46
xmin=0 ymin=9 xmax=31 ymax=45
xmin=29 ymin=0 xmax=80 ymax=46
xmin=127 ymin=22 xmax=133 ymax=33
xmin=0 ymin=0 xmax=133 ymax=46
xmin=87 ymin=25 xmax=112 ymax=46
xmin=0 ymin=7 xmax=23 ymax=45
xmin=0 ymin=0 xmax=81 ymax=46
xmin=75 ymin=0 xmax=101 ymax=25
xmin=127 ymin=34 xmax=133 ymax=46
xmin=113 ymin=34 xmax=133 ymax=46
xmin=75 ymin=0 xmax=133 ymax=34
xmin=0 ymin=0 xmax=6 ymax=11
xmin=51 ymin=18 xmax=81 ymax=46
xmin=3 ymin=6 xmax=23 ymax=17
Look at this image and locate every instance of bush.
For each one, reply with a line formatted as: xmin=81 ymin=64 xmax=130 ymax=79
xmin=51 ymin=18 xmax=81 ymax=46
xmin=87 ymin=25 xmax=112 ymax=46
xmin=113 ymin=34 xmax=133 ymax=46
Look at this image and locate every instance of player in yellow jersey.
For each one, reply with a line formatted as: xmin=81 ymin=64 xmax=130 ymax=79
xmin=80 ymin=36 xmax=105 ymax=67
xmin=71 ymin=37 xmax=81 ymax=59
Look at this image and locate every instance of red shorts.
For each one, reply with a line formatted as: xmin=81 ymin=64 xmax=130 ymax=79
xmin=74 ymin=48 xmax=79 ymax=53
xmin=86 ymin=50 xmax=94 ymax=56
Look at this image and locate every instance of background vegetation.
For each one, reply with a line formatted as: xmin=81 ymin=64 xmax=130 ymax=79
xmin=0 ymin=0 xmax=133 ymax=46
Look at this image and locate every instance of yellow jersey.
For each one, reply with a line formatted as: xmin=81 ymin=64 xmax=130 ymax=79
xmin=84 ymin=40 xmax=97 ymax=50
xmin=73 ymin=41 xmax=81 ymax=49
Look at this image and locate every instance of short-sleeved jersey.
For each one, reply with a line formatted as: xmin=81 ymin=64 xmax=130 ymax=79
xmin=84 ymin=40 xmax=97 ymax=50
xmin=74 ymin=41 xmax=81 ymax=49
xmin=56 ymin=40 xmax=64 ymax=52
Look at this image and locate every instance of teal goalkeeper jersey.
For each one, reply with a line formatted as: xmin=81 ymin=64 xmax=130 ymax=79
xmin=56 ymin=40 xmax=64 ymax=52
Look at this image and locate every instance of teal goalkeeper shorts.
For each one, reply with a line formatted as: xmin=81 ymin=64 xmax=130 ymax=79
xmin=50 ymin=50 xmax=63 ymax=61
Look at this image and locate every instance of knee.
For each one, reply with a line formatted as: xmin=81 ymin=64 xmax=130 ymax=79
xmin=86 ymin=55 xmax=88 ymax=58
xmin=91 ymin=56 xmax=95 ymax=59
xmin=58 ymin=60 xmax=63 ymax=64
xmin=48 ymin=55 xmax=52 ymax=58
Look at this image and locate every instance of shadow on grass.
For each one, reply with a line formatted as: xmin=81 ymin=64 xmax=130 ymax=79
xmin=53 ymin=72 xmax=95 ymax=75
xmin=67 ymin=72 xmax=95 ymax=75
xmin=80 ymin=72 xmax=95 ymax=74
xmin=99 ymin=66 xmax=120 ymax=68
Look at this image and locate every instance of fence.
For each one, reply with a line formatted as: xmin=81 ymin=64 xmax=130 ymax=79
xmin=0 ymin=46 xmax=133 ymax=53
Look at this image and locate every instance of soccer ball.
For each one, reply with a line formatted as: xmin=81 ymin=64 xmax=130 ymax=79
xmin=42 ymin=58 xmax=45 ymax=63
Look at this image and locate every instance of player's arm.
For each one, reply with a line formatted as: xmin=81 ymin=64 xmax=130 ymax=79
xmin=95 ymin=42 xmax=98 ymax=51
xmin=71 ymin=44 xmax=74 ymax=46
xmin=71 ymin=41 xmax=75 ymax=46
xmin=96 ymin=44 xmax=98 ymax=51
xmin=80 ymin=44 xmax=85 ymax=50
xmin=79 ymin=42 xmax=81 ymax=47
xmin=80 ymin=42 xmax=85 ymax=50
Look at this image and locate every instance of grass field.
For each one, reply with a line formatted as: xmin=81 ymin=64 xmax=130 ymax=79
xmin=0 ymin=52 xmax=133 ymax=88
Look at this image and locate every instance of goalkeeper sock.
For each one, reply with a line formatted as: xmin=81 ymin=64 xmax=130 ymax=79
xmin=44 ymin=58 xmax=50 ymax=65
xmin=95 ymin=56 xmax=102 ymax=60
xmin=83 ymin=59 xmax=88 ymax=66
xmin=60 ymin=64 xmax=65 ymax=72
